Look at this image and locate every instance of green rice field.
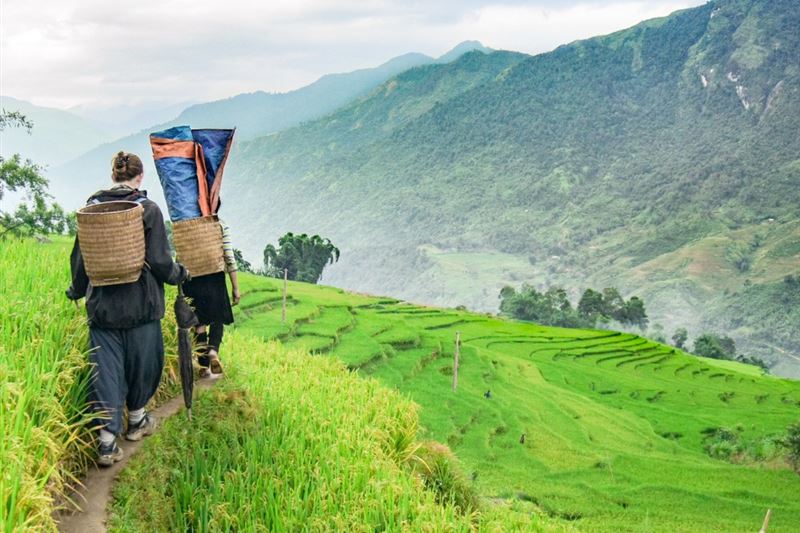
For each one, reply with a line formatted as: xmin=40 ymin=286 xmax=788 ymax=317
xmin=2 ymin=238 xmax=799 ymax=532
xmin=233 ymin=273 xmax=800 ymax=532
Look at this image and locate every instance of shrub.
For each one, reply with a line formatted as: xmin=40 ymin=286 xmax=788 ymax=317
xmin=410 ymin=441 xmax=480 ymax=516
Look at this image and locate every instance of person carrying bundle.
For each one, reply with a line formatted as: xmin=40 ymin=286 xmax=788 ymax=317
xmin=66 ymin=151 xmax=189 ymax=467
xmin=183 ymin=213 xmax=240 ymax=377
xmin=149 ymin=126 xmax=238 ymax=376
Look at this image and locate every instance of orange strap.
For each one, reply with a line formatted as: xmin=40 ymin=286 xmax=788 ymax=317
xmin=150 ymin=138 xmax=196 ymax=160
xmin=195 ymin=143 xmax=211 ymax=216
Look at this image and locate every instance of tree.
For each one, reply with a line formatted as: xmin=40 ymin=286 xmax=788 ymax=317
xmin=0 ymin=111 xmax=68 ymax=238
xmin=233 ymin=248 xmax=253 ymax=273
xmin=672 ymin=327 xmax=688 ymax=349
xmin=263 ymin=232 xmax=340 ymax=283
xmin=577 ymin=288 xmax=604 ymax=321
xmin=783 ymin=421 xmax=800 ymax=473
xmin=602 ymin=287 xmax=625 ymax=320
xmin=693 ymin=333 xmax=736 ymax=360
xmin=620 ymin=296 xmax=648 ymax=329
xmin=499 ymin=284 xmax=591 ymax=328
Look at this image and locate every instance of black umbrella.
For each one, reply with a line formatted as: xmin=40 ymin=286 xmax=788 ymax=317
xmin=174 ymin=282 xmax=199 ymax=419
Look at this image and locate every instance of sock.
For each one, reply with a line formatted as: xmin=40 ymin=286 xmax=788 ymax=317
xmin=128 ymin=408 xmax=145 ymax=426
xmin=99 ymin=429 xmax=115 ymax=446
xmin=196 ymin=330 xmax=208 ymax=346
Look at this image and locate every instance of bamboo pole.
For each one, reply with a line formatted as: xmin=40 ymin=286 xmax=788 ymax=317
xmin=452 ymin=331 xmax=461 ymax=391
xmin=759 ymin=509 xmax=772 ymax=533
xmin=281 ymin=268 xmax=288 ymax=324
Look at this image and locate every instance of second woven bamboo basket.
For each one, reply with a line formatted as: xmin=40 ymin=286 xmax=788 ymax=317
xmin=172 ymin=215 xmax=225 ymax=277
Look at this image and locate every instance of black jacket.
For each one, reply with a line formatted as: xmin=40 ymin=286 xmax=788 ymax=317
xmin=67 ymin=186 xmax=188 ymax=329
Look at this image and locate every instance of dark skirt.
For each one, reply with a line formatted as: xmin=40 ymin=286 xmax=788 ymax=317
xmin=183 ymin=271 xmax=234 ymax=325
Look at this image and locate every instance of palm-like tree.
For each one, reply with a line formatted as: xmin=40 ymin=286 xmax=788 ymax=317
xmin=263 ymin=232 xmax=340 ymax=283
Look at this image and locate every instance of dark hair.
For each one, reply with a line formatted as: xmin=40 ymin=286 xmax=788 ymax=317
xmin=111 ymin=151 xmax=144 ymax=182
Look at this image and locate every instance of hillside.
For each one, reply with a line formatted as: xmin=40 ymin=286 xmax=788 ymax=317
xmin=3 ymin=238 xmax=799 ymax=531
xmin=221 ymin=0 xmax=800 ymax=375
xmin=45 ymin=42 xmax=490 ymax=209
xmin=228 ymin=272 xmax=800 ymax=531
xmin=1 ymin=238 xmax=558 ymax=532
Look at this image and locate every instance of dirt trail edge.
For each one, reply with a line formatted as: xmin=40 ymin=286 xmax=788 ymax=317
xmin=56 ymin=375 xmax=222 ymax=533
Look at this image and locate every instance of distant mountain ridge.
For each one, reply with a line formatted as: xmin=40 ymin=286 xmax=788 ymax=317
xmin=0 ymin=96 xmax=109 ymax=167
xmin=47 ymin=41 xmax=490 ymax=207
xmin=222 ymin=0 xmax=800 ymax=376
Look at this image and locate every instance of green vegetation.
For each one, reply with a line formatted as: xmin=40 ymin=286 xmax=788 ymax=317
xmin=693 ymin=333 xmax=737 ymax=361
xmin=221 ymin=0 xmax=800 ymax=375
xmin=108 ymin=336 xmax=561 ymax=532
xmin=1 ymin=238 xmax=563 ymax=531
xmin=0 ymin=238 xmax=180 ymax=531
xmin=704 ymin=272 xmax=800 ymax=378
xmin=498 ymin=285 xmax=648 ymax=330
xmin=262 ymin=232 xmax=340 ymax=283
xmin=1 ymin=111 xmax=70 ymax=238
xmin=4 ymin=238 xmax=800 ymax=531
xmin=0 ymin=238 xmax=91 ymax=531
xmin=230 ymin=272 xmax=800 ymax=531
xmin=785 ymin=422 xmax=800 ymax=473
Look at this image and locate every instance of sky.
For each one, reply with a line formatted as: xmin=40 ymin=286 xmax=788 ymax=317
xmin=1 ymin=0 xmax=705 ymax=110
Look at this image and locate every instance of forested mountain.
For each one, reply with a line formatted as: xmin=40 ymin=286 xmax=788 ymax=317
xmin=224 ymin=0 xmax=800 ymax=376
xmin=47 ymin=42 xmax=489 ymax=207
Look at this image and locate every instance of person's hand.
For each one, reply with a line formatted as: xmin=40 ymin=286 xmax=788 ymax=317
xmin=232 ymin=288 xmax=241 ymax=306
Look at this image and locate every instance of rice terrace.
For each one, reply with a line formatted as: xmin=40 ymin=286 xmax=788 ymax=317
xmin=3 ymin=238 xmax=799 ymax=531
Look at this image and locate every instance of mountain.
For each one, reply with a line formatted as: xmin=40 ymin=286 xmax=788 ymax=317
xmin=67 ymin=100 xmax=196 ymax=139
xmin=47 ymin=42 xmax=490 ymax=208
xmin=0 ymin=96 xmax=110 ymax=167
xmin=223 ymin=0 xmax=800 ymax=376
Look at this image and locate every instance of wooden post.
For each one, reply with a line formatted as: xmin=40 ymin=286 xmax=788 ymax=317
xmin=452 ymin=331 xmax=461 ymax=391
xmin=281 ymin=268 xmax=288 ymax=324
xmin=759 ymin=509 xmax=772 ymax=533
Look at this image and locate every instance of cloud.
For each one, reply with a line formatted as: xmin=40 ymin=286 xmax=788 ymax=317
xmin=0 ymin=0 xmax=704 ymax=109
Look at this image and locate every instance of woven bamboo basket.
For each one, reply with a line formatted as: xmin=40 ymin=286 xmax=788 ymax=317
xmin=172 ymin=215 xmax=225 ymax=277
xmin=77 ymin=201 xmax=146 ymax=286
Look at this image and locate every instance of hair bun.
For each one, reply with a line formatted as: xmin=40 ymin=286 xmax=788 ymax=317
xmin=111 ymin=151 xmax=143 ymax=183
xmin=114 ymin=151 xmax=127 ymax=170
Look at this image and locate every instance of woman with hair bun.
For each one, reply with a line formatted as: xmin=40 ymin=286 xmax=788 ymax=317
xmin=66 ymin=151 xmax=189 ymax=467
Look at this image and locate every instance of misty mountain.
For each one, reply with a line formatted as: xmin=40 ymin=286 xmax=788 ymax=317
xmin=68 ymin=100 xmax=196 ymax=139
xmin=223 ymin=0 xmax=800 ymax=376
xmin=47 ymin=41 xmax=490 ymax=208
xmin=0 ymin=96 xmax=109 ymax=167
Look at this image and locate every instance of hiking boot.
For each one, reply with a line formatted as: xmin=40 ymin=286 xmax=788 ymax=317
xmin=97 ymin=441 xmax=123 ymax=467
xmin=125 ymin=413 xmax=157 ymax=442
xmin=199 ymin=367 xmax=212 ymax=378
xmin=209 ymin=355 xmax=224 ymax=375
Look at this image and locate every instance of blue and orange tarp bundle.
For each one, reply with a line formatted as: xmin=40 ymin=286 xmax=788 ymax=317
xmin=149 ymin=126 xmax=235 ymax=221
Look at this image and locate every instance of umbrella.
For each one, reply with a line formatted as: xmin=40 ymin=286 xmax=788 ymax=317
xmin=174 ymin=282 xmax=199 ymax=419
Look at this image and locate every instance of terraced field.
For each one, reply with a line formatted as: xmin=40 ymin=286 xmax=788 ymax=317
xmin=235 ymin=274 xmax=800 ymax=532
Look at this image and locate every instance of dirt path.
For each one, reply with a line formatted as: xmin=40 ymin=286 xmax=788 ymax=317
xmin=56 ymin=375 xmax=221 ymax=533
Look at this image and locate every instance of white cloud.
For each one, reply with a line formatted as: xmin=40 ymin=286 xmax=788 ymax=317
xmin=0 ymin=0 xmax=704 ymax=109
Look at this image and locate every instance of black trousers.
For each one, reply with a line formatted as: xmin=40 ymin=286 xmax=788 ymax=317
xmin=196 ymin=322 xmax=224 ymax=367
xmin=88 ymin=321 xmax=164 ymax=435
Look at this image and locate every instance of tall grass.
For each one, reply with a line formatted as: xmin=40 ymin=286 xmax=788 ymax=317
xmin=0 ymin=238 xmax=180 ymax=531
xmin=108 ymin=335 xmax=566 ymax=532
xmin=1 ymin=239 xmax=92 ymax=531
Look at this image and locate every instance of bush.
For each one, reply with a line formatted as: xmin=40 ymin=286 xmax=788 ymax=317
xmin=784 ymin=421 xmax=800 ymax=473
xmin=410 ymin=441 xmax=480 ymax=515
